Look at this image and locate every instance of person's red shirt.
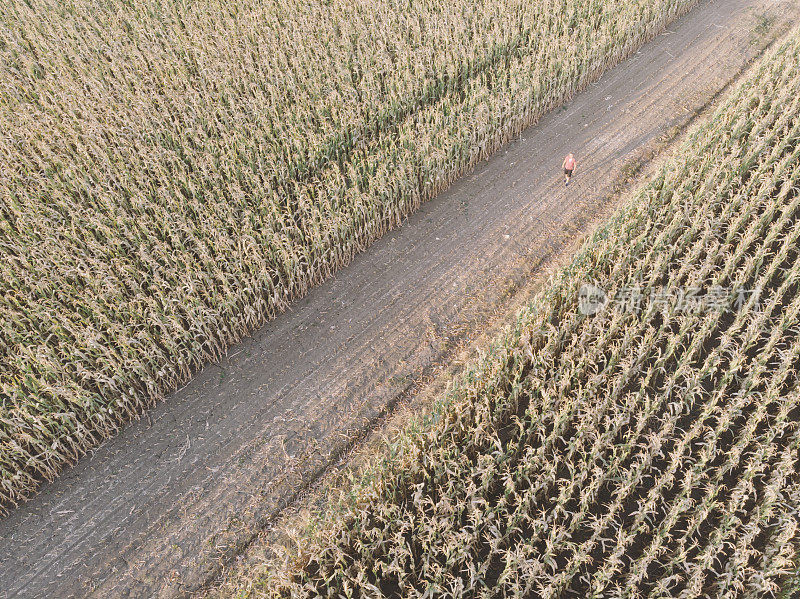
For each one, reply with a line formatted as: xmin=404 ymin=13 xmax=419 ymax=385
xmin=564 ymin=155 xmax=576 ymax=170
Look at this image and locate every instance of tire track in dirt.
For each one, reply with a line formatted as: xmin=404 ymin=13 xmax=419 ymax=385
xmin=1 ymin=1 xmax=798 ymax=597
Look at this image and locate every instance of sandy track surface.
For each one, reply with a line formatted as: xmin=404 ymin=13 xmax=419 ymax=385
xmin=1 ymin=1 xmax=798 ymax=597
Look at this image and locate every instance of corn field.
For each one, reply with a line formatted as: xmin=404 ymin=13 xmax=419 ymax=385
xmin=224 ymin=28 xmax=800 ymax=598
xmin=0 ymin=0 xmax=698 ymax=510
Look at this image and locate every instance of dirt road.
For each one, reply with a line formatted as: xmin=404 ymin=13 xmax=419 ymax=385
xmin=1 ymin=1 xmax=797 ymax=597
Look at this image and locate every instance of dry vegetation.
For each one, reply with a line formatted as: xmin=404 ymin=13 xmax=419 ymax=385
xmin=0 ymin=0 xmax=697 ymax=509
xmin=211 ymin=28 xmax=800 ymax=598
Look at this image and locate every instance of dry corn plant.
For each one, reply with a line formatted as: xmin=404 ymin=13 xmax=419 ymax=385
xmin=0 ymin=0 xmax=699 ymax=509
xmin=207 ymin=28 xmax=800 ymax=598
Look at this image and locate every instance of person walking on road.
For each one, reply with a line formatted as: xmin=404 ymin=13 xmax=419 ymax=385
xmin=563 ymin=153 xmax=576 ymax=186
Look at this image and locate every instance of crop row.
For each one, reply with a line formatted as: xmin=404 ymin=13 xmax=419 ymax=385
xmin=0 ymin=0 xmax=696 ymax=508
xmin=231 ymin=27 xmax=800 ymax=598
